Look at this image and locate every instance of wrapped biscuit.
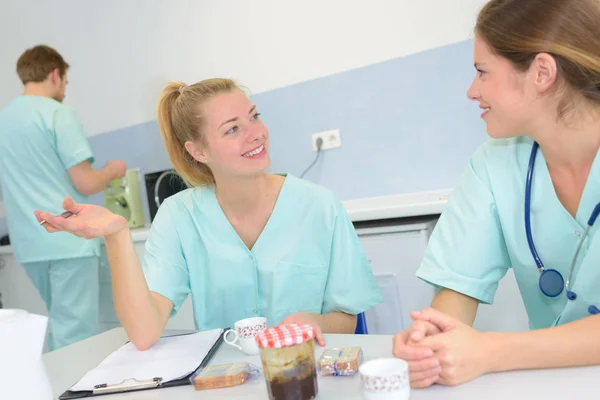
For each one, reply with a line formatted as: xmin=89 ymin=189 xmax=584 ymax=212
xmin=317 ymin=347 xmax=363 ymax=376
xmin=191 ymin=362 xmax=260 ymax=390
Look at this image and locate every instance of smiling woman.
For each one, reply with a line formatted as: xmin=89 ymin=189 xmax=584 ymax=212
xmin=392 ymin=0 xmax=600 ymax=389
xmin=36 ymin=77 xmax=384 ymax=350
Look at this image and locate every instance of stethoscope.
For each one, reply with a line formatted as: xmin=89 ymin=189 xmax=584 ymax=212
xmin=526 ymin=141 xmax=600 ymax=315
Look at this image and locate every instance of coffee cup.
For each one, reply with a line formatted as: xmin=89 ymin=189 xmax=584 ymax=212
xmin=359 ymin=358 xmax=410 ymax=400
xmin=223 ymin=317 xmax=267 ymax=356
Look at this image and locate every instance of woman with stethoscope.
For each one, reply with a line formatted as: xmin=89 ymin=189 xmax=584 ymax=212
xmin=392 ymin=0 xmax=600 ymax=388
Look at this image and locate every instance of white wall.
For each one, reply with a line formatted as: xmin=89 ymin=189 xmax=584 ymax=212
xmin=0 ymin=0 xmax=488 ymax=136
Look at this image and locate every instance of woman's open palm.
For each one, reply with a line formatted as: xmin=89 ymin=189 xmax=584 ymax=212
xmin=35 ymin=196 xmax=128 ymax=239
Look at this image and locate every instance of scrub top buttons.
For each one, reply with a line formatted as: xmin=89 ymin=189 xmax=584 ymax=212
xmin=575 ymin=231 xmax=582 ymax=237
xmin=253 ymin=309 xmax=258 ymax=314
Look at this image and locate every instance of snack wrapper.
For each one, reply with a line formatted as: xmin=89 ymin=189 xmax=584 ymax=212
xmin=190 ymin=362 xmax=261 ymax=390
xmin=317 ymin=347 xmax=363 ymax=376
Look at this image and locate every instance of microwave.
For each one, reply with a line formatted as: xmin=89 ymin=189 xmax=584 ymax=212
xmin=144 ymin=169 xmax=188 ymax=222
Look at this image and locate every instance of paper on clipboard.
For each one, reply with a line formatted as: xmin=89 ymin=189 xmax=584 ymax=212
xmin=69 ymin=329 xmax=223 ymax=392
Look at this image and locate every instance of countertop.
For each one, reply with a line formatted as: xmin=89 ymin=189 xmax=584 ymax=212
xmin=0 ymin=188 xmax=452 ymax=255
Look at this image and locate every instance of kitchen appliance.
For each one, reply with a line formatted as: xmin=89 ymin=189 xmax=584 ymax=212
xmin=103 ymin=169 xmax=145 ymax=229
xmin=144 ymin=169 xmax=188 ymax=222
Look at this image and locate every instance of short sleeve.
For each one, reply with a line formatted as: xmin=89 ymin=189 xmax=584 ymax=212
xmin=416 ymin=149 xmax=511 ymax=304
xmin=322 ymin=199 xmax=384 ymax=315
xmin=142 ymin=199 xmax=191 ymax=315
xmin=53 ymin=106 xmax=94 ymax=169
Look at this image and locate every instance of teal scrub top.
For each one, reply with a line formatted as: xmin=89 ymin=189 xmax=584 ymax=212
xmin=0 ymin=96 xmax=99 ymax=263
xmin=417 ymin=136 xmax=600 ymax=330
xmin=142 ymin=174 xmax=384 ymax=330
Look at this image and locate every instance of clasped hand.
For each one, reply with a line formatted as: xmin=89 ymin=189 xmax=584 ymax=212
xmin=392 ymin=308 xmax=493 ymax=388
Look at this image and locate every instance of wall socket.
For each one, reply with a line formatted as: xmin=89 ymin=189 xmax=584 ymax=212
xmin=312 ymin=129 xmax=341 ymax=151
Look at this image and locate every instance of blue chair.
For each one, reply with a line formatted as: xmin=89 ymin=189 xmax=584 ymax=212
xmin=354 ymin=312 xmax=368 ymax=334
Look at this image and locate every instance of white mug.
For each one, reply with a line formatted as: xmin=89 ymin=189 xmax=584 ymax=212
xmin=359 ymin=358 xmax=410 ymax=400
xmin=224 ymin=317 xmax=267 ymax=355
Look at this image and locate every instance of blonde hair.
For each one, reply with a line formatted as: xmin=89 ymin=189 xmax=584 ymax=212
xmin=157 ymin=78 xmax=239 ymax=187
xmin=476 ymin=0 xmax=600 ymax=117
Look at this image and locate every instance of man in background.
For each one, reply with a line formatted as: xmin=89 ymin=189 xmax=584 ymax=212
xmin=0 ymin=45 xmax=127 ymax=350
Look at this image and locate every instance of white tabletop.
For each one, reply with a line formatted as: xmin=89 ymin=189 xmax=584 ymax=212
xmin=43 ymin=328 xmax=597 ymax=399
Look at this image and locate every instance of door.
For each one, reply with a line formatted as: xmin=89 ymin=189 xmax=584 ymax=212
xmin=357 ymin=219 xmax=438 ymax=334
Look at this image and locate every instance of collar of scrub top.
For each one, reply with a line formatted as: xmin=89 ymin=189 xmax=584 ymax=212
xmin=525 ymin=141 xmax=600 ymax=315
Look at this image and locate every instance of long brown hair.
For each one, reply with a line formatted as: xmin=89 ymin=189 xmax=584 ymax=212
xmin=157 ymin=78 xmax=239 ymax=187
xmin=476 ymin=0 xmax=600 ymax=117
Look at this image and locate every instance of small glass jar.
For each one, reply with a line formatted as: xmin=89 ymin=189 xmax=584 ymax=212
xmin=255 ymin=324 xmax=318 ymax=400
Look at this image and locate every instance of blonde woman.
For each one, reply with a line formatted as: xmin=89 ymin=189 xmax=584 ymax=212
xmin=36 ymin=79 xmax=383 ymax=349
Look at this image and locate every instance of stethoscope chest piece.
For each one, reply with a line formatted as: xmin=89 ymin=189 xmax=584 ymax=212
xmin=538 ymin=268 xmax=564 ymax=297
xmin=524 ymin=142 xmax=600 ymax=315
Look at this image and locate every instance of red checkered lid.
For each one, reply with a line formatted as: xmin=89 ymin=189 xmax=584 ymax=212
xmin=255 ymin=324 xmax=315 ymax=349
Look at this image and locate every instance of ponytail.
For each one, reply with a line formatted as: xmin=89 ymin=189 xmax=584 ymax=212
xmin=157 ymin=78 xmax=238 ymax=187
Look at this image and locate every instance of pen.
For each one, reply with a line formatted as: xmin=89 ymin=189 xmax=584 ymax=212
xmin=39 ymin=211 xmax=75 ymax=226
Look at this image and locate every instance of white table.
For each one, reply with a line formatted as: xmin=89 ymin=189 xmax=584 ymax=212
xmin=44 ymin=328 xmax=598 ymax=399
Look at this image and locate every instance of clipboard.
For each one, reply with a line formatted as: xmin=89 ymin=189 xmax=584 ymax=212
xmin=58 ymin=329 xmax=227 ymax=399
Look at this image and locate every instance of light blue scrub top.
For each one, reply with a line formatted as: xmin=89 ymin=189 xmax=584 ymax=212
xmin=0 ymin=96 xmax=99 ymax=263
xmin=142 ymin=174 xmax=384 ymax=330
xmin=417 ymin=136 xmax=600 ymax=330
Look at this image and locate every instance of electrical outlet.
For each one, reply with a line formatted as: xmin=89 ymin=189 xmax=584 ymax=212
xmin=312 ymin=129 xmax=341 ymax=151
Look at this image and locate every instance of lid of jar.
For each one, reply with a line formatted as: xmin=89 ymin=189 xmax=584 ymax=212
xmin=255 ymin=324 xmax=315 ymax=349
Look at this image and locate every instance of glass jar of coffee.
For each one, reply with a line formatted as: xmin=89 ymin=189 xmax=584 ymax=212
xmin=255 ymin=324 xmax=318 ymax=400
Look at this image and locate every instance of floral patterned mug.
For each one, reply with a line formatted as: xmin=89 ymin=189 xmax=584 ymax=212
xmin=359 ymin=358 xmax=410 ymax=400
xmin=224 ymin=317 xmax=267 ymax=355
